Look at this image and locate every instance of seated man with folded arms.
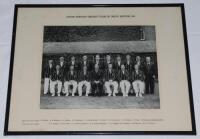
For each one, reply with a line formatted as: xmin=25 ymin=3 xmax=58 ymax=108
xmin=64 ymin=65 xmax=78 ymax=96
xmin=91 ymin=64 xmax=103 ymax=96
xmin=78 ymin=66 xmax=91 ymax=96
xmin=50 ymin=65 xmax=63 ymax=97
xmin=118 ymin=64 xmax=131 ymax=97
xmin=132 ymin=64 xmax=145 ymax=98
xmin=104 ymin=64 xmax=118 ymax=97
xmin=43 ymin=59 xmax=54 ymax=95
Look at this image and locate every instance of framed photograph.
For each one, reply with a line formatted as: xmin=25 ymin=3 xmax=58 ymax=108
xmin=4 ymin=4 xmax=196 ymax=135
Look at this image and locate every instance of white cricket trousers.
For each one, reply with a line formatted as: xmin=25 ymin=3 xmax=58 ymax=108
xmin=50 ymin=80 xmax=62 ymax=95
xmin=132 ymin=80 xmax=145 ymax=97
xmin=105 ymin=81 xmax=118 ymax=96
xmin=43 ymin=77 xmax=50 ymax=94
xmin=120 ymin=80 xmax=131 ymax=96
xmin=78 ymin=81 xmax=91 ymax=96
xmin=64 ymin=80 xmax=78 ymax=96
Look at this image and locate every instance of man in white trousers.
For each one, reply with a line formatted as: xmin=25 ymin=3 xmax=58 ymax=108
xmin=64 ymin=65 xmax=78 ymax=96
xmin=50 ymin=65 xmax=63 ymax=97
xmin=118 ymin=64 xmax=131 ymax=97
xmin=43 ymin=59 xmax=54 ymax=95
xmin=78 ymin=66 xmax=91 ymax=96
xmin=104 ymin=64 xmax=118 ymax=96
xmin=132 ymin=64 xmax=145 ymax=97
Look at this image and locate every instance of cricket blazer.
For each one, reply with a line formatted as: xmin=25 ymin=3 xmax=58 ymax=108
xmin=78 ymin=71 xmax=91 ymax=82
xmin=64 ymin=71 xmax=77 ymax=81
xmin=131 ymin=70 xmax=145 ymax=81
xmin=51 ymin=70 xmax=64 ymax=81
xmin=91 ymin=70 xmax=103 ymax=82
xmin=44 ymin=65 xmax=55 ymax=78
xmin=117 ymin=70 xmax=130 ymax=81
xmin=104 ymin=70 xmax=117 ymax=81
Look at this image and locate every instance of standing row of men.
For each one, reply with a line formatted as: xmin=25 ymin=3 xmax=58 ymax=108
xmin=43 ymin=54 xmax=156 ymax=97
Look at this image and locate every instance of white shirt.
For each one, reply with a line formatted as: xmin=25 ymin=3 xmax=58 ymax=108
xmin=60 ymin=62 xmax=64 ymax=67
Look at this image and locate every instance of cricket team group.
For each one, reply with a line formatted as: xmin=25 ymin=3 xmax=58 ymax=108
xmin=43 ymin=54 xmax=156 ymax=97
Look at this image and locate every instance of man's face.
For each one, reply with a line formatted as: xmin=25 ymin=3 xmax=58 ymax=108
xmin=117 ymin=56 xmax=121 ymax=62
xmin=106 ymin=55 xmax=110 ymax=61
xmin=83 ymin=55 xmax=87 ymax=61
xmin=56 ymin=65 xmax=60 ymax=70
xmin=146 ymin=57 xmax=151 ymax=63
xmin=96 ymin=55 xmax=100 ymax=61
xmin=126 ymin=55 xmax=130 ymax=61
xmin=71 ymin=57 xmax=75 ymax=62
xmin=60 ymin=57 xmax=64 ymax=62
xmin=49 ymin=60 xmax=53 ymax=65
xmin=136 ymin=56 xmax=141 ymax=61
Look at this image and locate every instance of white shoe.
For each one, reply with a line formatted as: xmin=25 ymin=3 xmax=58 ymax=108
xmin=85 ymin=94 xmax=88 ymax=97
xmin=65 ymin=93 xmax=69 ymax=96
xmin=51 ymin=94 xmax=55 ymax=97
xmin=113 ymin=94 xmax=116 ymax=97
xmin=108 ymin=94 xmax=111 ymax=96
xmin=139 ymin=93 xmax=143 ymax=98
xmin=79 ymin=94 xmax=82 ymax=97
xmin=57 ymin=94 xmax=60 ymax=97
xmin=72 ymin=94 xmax=74 ymax=97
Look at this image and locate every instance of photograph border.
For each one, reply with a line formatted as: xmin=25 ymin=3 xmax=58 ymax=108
xmin=4 ymin=4 xmax=196 ymax=135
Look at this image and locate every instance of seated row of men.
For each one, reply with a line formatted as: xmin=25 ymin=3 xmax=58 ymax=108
xmin=43 ymin=54 xmax=156 ymax=97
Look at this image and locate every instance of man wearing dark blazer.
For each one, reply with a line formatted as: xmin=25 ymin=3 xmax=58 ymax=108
xmin=50 ymin=65 xmax=63 ymax=97
xmin=59 ymin=56 xmax=67 ymax=93
xmin=68 ymin=56 xmax=79 ymax=71
xmin=103 ymin=54 xmax=113 ymax=71
xmin=43 ymin=59 xmax=54 ymax=95
xmin=64 ymin=65 xmax=78 ymax=96
xmin=79 ymin=55 xmax=91 ymax=72
xmin=143 ymin=56 xmax=156 ymax=94
xmin=78 ymin=66 xmax=91 ymax=96
xmin=91 ymin=64 xmax=103 ymax=96
xmin=104 ymin=64 xmax=118 ymax=96
xmin=132 ymin=64 xmax=145 ymax=97
xmin=92 ymin=54 xmax=103 ymax=70
xmin=124 ymin=54 xmax=133 ymax=74
xmin=114 ymin=55 xmax=123 ymax=72
xmin=118 ymin=64 xmax=131 ymax=97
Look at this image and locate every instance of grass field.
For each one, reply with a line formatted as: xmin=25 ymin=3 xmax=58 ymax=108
xmin=41 ymin=94 xmax=159 ymax=109
xmin=40 ymin=83 xmax=159 ymax=109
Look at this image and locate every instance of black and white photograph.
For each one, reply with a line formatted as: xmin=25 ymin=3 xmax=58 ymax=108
xmin=40 ymin=26 xmax=159 ymax=109
xmin=4 ymin=5 xmax=196 ymax=135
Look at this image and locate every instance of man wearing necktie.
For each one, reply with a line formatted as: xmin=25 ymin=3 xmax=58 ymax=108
xmin=50 ymin=65 xmax=63 ymax=97
xmin=125 ymin=54 xmax=133 ymax=74
xmin=80 ymin=55 xmax=91 ymax=71
xmin=91 ymin=64 xmax=103 ymax=96
xmin=78 ymin=66 xmax=91 ymax=96
xmin=143 ymin=56 xmax=156 ymax=94
xmin=64 ymin=65 xmax=78 ymax=96
xmin=59 ymin=57 xmax=66 ymax=93
xmin=43 ymin=59 xmax=54 ymax=95
xmin=103 ymin=54 xmax=112 ymax=70
xmin=104 ymin=64 xmax=118 ymax=96
xmin=118 ymin=64 xmax=131 ymax=97
xmin=132 ymin=64 xmax=145 ymax=97
xmin=114 ymin=55 xmax=122 ymax=72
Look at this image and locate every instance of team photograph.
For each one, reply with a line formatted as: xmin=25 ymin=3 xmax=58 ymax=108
xmin=40 ymin=26 xmax=160 ymax=109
